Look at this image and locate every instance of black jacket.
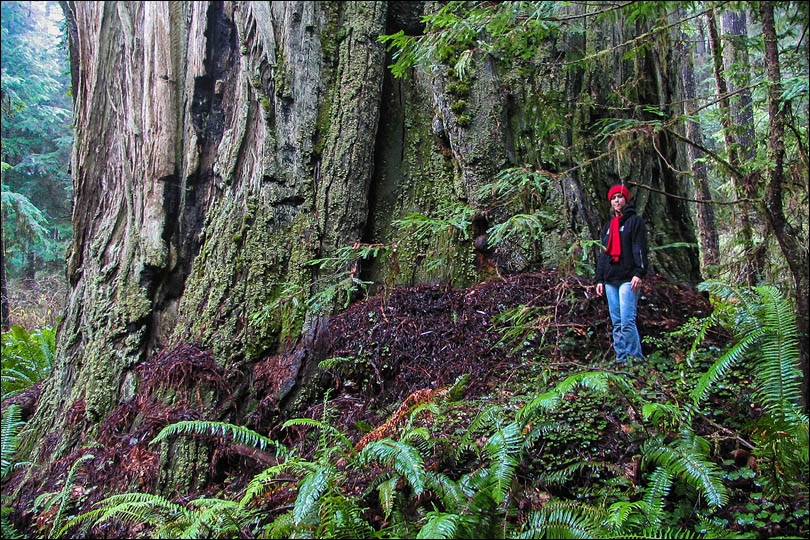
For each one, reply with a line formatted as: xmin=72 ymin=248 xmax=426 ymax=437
xmin=595 ymin=204 xmax=648 ymax=284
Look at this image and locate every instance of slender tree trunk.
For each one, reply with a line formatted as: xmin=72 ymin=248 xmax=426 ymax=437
xmin=759 ymin=3 xmax=809 ymax=409
xmin=720 ymin=7 xmax=767 ymax=277
xmin=707 ymin=8 xmax=756 ymax=284
xmin=720 ymin=9 xmax=756 ymax=160
xmin=677 ymin=12 xmax=719 ymax=271
xmin=1 ymin=232 xmax=9 ymax=331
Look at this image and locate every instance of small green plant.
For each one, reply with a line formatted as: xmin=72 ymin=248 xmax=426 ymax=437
xmin=378 ymin=2 xmax=560 ymax=79
xmin=1 ymin=325 xmax=56 ymax=400
xmin=476 ymin=167 xmax=552 ymax=213
xmin=391 ymin=202 xmax=475 ymax=274
xmin=305 ymin=243 xmax=389 ymax=313
xmin=1 ymin=404 xmax=28 ymax=480
xmin=64 ymin=492 xmax=258 ymax=539
xmin=34 ymin=453 xmax=95 ymax=539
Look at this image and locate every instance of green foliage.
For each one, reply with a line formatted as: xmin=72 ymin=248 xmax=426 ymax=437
xmin=486 ymin=213 xmax=551 ymax=250
xmin=641 ymin=438 xmax=727 ymax=508
xmin=1 ymin=325 xmax=55 ymax=400
xmin=476 ymin=167 xmax=552 ymax=212
xmin=305 ymin=243 xmax=390 ymax=312
xmin=151 ymin=420 xmax=287 ymax=457
xmin=35 ymin=453 xmax=94 ymax=538
xmin=378 ymin=2 xmax=561 ymax=78
xmin=361 ymin=439 xmax=427 ymax=496
xmin=1 ymin=1 xmax=73 ymax=278
xmin=64 ymin=492 xmax=257 ymax=539
xmin=1 ymin=404 xmax=27 ymax=480
xmin=1 ymin=184 xmax=49 ymax=251
xmin=691 ymin=282 xmax=803 ymax=419
xmin=519 ymin=502 xmax=606 ymax=539
xmin=1 ymin=505 xmax=26 ymax=539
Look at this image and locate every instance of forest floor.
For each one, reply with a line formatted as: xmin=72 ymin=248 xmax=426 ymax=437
xmin=4 ymin=274 xmax=67 ymax=329
xmin=4 ymin=270 xmax=808 ymax=538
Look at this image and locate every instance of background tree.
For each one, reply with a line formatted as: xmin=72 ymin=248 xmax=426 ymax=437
xmin=0 ymin=1 xmax=73 ymax=280
xmin=759 ymin=2 xmax=809 ymax=407
xmin=676 ymin=8 xmax=720 ymax=271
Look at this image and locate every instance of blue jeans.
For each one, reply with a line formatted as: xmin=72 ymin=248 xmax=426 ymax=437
xmin=605 ymin=282 xmax=644 ymax=362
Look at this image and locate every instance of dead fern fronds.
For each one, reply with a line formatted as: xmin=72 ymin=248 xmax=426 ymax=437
xmin=354 ymin=386 xmax=451 ymax=452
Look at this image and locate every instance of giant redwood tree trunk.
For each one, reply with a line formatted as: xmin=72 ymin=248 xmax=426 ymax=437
xmin=20 ymin=0 xmax=702 ymax=494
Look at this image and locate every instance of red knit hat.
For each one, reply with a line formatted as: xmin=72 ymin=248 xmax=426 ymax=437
xmin=607 ymin=185 xmax=630 ymax=202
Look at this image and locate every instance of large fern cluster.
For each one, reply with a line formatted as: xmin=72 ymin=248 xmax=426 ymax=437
xmin=692 ymin=282 xmax=808 ymax=498
xmin=1 ymin=325 xmax=55 ymax=401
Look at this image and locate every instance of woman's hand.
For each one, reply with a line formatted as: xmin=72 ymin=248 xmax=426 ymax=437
xmin=630 ymin=276 xmax=642 ymax=291
xmin=596 ymin=283 xmax=604 ymax=296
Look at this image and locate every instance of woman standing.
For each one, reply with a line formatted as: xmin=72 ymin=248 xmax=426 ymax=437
xmin=595 ymin=185 xmax=649 ymax=363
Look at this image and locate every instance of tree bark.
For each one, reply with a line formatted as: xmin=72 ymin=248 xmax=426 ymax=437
xmin=1 ymin=231 xmax=8 ymax=331
xmin=759 ymin=3 xmax=809 ymax=409
xmin=720 ymin=8 xmax=756 ymax=160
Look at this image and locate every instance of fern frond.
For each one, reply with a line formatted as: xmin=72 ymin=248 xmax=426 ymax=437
xmin=456 ymin=405 xmax=505 ymax=459
xmin=641 ymin=439 xmax=726 ymax=508
xmin=642 ymin=466 xmax=673 ymax=526
xmin=459 ymin=468 xmax=496 ymax=498
xmin=377 ymin=476 xmax=399 ymax=520
xmin=695 ymin=282 xmax=803 ymax=419
xmin=642 ymin=402 xmax=685 ymax=429
xmin=520 ymin=419 xmax=560 ymax=451
xmin=293 ymin=465 xmax=333 ymax=526
xmin=605 ymin=500 xmax=648 ymax=531
xmin=282 ymin=418 xmax=355 ymax=458
xmin=417 ymin=510 xmax=460 ymax=539
xmin=46 ymin=453 xmax=95 ymax=538
xmin=751 ymin=286 xmax=802 ymax=417
xmin=318 ymin=494 xmax=374 ymax=539
xmin=262 ymin=509 xmax=295 ymax=539
xmin=181 ymin=499 xmax=250 ymax=539
xmin=622 ymin=525 xmax=701 ymax=538
xmin=1 ymin=404 xmax=26 ymax=479
xmin=519 ymin=502 xmax=603 ymax=539
xmin=518 ymin=372 xmax=614 ymax=423
xmin=425 ymin=472 xmax=464 ymax=512
xmin=1 ymin=506 xmax=26 ymax=539
xmin=400 ymin=426 xmax=433 ymax=457
xmin=539 ymin=461 xmax=624 ymax=488
xmin=59 ymin=490 xmax=188 ymax=538
xmin=517 ymin=391 xmax=559 ymax=423
xmin=151 ymin=420 xmax=285 ymax=457
xmin=483 ymin=421 xmax=522 ymax=503
xmin=361 ymin=439 xmax=427 ymax=496
xmin=240 ymin=457 xmax=305 ymax=506
xmin=403 ymin=402 xmax=439 ymax=433
xmin=688 ymin=328 xmax=763 ymax=414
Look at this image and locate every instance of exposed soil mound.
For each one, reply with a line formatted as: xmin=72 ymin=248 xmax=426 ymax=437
xmin=318 ymin=271 xmax=715 ymax=427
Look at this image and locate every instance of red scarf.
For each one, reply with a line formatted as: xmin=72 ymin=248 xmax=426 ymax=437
xmin=605 ymin=215 xmax=621 ymax=262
